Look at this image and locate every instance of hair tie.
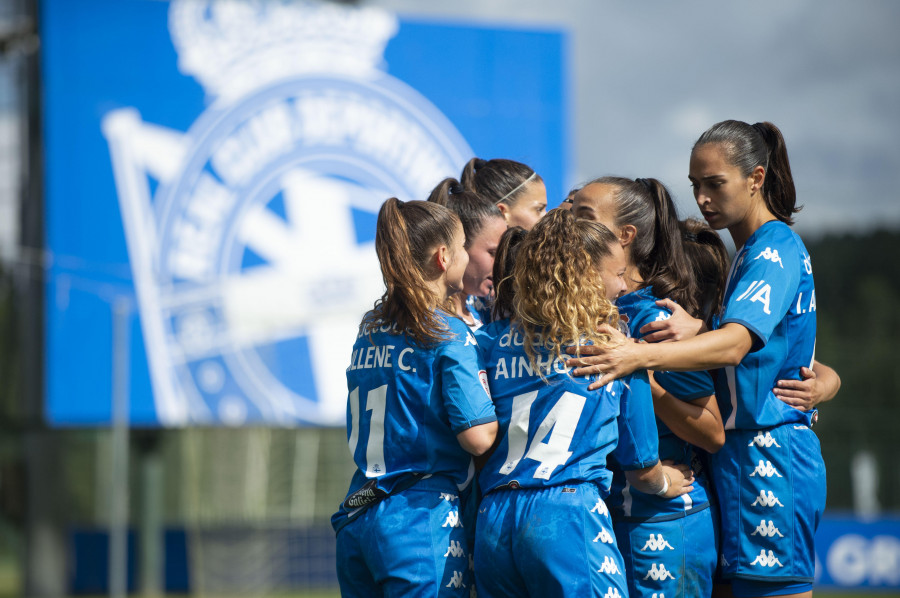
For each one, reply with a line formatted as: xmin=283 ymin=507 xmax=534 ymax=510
xmin=497 ymin=171 xmax=537 ymax=204
xmin=635 ymin=178 xmax=653 ymax=191
xmin=474 ymin=158 xmax=488 ymax=170
xmin=449 ymin=182 xmax=464 ymax=195
xmin=683 ymin=231 xmax=699 ymax=243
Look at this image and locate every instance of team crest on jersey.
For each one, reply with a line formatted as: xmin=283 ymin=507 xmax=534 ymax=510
xmin=102 ymin=0 xmax=473 ymax=425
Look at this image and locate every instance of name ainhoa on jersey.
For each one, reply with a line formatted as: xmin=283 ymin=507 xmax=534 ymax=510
xmin=492 ymin=354 xmax=571 ymax=380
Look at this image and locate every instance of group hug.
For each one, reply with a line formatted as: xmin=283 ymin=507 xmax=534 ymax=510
xmin=331 ymin=119 xmax=840 ymax=598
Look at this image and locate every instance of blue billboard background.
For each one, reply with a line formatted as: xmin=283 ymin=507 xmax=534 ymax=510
xmin=41 ymin=0 xmax=567 ymax=427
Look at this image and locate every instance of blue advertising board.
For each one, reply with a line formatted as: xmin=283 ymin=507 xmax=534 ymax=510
xmin=41 ymin=0 xmax=567 ymax=426
xmin=814 ymin=514 xmax=900 ymax=590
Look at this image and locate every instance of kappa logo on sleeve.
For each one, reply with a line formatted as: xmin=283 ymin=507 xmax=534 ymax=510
xmin=754 ymin=247 xmax=784 ymax=268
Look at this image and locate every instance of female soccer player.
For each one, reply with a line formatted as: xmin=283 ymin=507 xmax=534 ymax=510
xmin=429 ymin=177 xmax=507 ymax=329
xmin=474 ymin=209 xmax=693 ymax=598
xmin=333 ymin=198 xmax=498 ymax=597
xmin=569 ymin=121 xmax=828 ymax=598
xmin=572 ymin=177 xmax=725 ymax=598
xmin=461 ymin=157 xmax=547 ymax=229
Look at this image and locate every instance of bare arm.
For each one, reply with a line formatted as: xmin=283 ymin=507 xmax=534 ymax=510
xmin=568 ymin=322 xmax=754 ymax=390
xmin=649 ymin=375 xmax=725 ymax=454
xmin=773 ymin=360 xmax=841 ymax=411
xmin=456 ymin=421 xmax=498 ymax=457
xmin=624 ymin=460 xmax=694 ymax=498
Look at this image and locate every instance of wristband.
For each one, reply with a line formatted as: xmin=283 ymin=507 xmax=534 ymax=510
xmin=654 ymin=472 xmax=670 ymax=497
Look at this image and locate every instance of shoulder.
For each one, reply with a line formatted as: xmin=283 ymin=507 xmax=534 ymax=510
xmin=616 ymin=289 xmax=669 ymax=338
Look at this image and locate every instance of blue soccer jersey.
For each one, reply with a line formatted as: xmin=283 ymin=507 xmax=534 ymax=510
xmin=608 ymin=288 xmax=714 ymax=521
xmin=332 ymin=311 xmax=496 ymax=531
xmin=477 ymin=320 xmax=659 ymax=496
xmin=715 ymin=221 xmax=817 ymax=430
xmin=465 ymin=294 xmax=492 ymax=330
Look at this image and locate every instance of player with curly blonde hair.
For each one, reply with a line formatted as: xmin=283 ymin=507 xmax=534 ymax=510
xmin=474 ymin=209 xmax=693 ymax=598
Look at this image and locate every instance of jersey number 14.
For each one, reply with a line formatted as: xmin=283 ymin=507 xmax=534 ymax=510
xmin=500 ymin=391 xmax=586 ymax=480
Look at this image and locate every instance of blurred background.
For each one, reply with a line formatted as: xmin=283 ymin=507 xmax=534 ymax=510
xmin=0 ymin=0 xmax=898 ymax=596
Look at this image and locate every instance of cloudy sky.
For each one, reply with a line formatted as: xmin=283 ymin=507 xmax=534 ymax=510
xmin=375 ymin=0 xmax=900 ymax=239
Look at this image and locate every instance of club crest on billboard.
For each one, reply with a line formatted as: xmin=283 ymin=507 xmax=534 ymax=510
xmin=102 ymin=0 xmax=474 ymax=425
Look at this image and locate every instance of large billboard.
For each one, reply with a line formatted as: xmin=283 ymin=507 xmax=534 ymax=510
xmin=42 ymin=0 xmax=567 ymax=426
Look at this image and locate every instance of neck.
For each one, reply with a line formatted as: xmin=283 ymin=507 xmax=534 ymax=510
xmin=448 ymin=292 xmax=469 ymax=320
xmin=624 ymin=262 xmax=643 ymax=293
xmin=729 ymin=202 xmax=777 ymax=250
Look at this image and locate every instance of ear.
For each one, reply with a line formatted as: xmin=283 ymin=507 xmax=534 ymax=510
xmin=749 ymin=165 xmax=766 ymax=195
xmin=434 ymin=245 xmax=450 ymax=273
xmin=618 ymin=224 xmax=638 ymax=249
xmin=496 ymin=202 xmax=510 ymax=222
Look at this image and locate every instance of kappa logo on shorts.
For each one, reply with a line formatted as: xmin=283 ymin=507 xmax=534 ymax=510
xmin=593 ymin=529 xmax=614 ymax=544
xmin=445 ymin=570 xmax=466 ymax=589
xmin=442 ymin=510 xmax=463 ymax=528
xmin=640 ymin=533 xmax=675 ymax=551
xmin=755 ymin=247 xmax=784 ymax=268
xmin=651 ymin=594 xmax=665 ymax=598
xmin=750 ymin=460 xmax=783 ymax=478
xmin=444 ymin=540 xmax=465 ymax=558
xmin=597 ymin=556 xmax=620 ymax=575
xmin=603 ymin=589 xmax=623 ymax=598
xmin=719 ymin=554 xmax=729 ymax=567
xmin=750 ymin=549 xmax=784 ymax=568
xmin=751 ymin=520 xmax=785 ymax=538
xmin=643 ymin=563 xmax=676 ymax=581
xmin=590 ymin=497 xmax=609 ymax=516
xmin=102 ymin=0 xmax=474 ymax=426
xmin=751 ymin=489 xmax=785 ymax=508
xmin=748 ymin=431 xmax=781 ymax=448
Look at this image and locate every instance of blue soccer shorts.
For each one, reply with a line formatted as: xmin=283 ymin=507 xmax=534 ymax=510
xmin=475 ymin=482 xmax=628 ymax=598
xmin=613 ymin=505 xmax=717 ymax=598
xmin=711 ymin=423 xmax=826 ymax=587
xmin=336 ymin=477 xmax=472 ymax=598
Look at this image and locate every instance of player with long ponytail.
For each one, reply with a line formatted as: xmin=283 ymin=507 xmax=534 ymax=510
xmin=572 ymin=176 xmax=724 ymax=598
xmin=333 ymin=197 xmax=497 ymax=598
xmin=570 ymin=121 xmax=830 ymax=598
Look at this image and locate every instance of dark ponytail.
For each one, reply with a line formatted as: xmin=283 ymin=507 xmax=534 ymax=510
xmin=461 ymin=156 xmax=542 ymax=207
xmin=491 ymin=226 xmax=528 ymax=322
xmin=694 ymin=120 xmax=800 ymax=224
xmin=363 ymin=198 xmax=460 ymax=346
xmin=680 ymin=218 xmax=729 ymax=324
xmin=428 ymin=177 xmax=502 ymax=248
xmin=583 ymin=176 xmax=699 ymax=316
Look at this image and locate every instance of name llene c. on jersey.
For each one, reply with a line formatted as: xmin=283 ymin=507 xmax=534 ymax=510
xmin=476 ymin=320 xmax=659 ymax=496
xmin=332 ymin=311 xmax=496 ymax=530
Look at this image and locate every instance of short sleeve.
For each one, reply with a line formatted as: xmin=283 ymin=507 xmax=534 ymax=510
xmin=722 ymin=242 xmax=800 ymax=348
xmin=612 ymin=371 xmax=660 ymax=470
xmin=438 ymin=330 xmax=496 ymax=434
xmin=655 ymin=369 xmax=715 ymax=401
